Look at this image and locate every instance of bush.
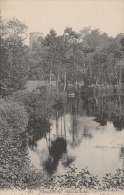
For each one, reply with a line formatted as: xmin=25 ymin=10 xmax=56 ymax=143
xmin=0 ymin=99 xmax=28 ymax=131
xmin=0 ymin=99 xmax=39 ymax=189
xmin=41 ymin=166 xmax=101 ymax=192
xmin=103 ymin=169 xmax=124 ymax=190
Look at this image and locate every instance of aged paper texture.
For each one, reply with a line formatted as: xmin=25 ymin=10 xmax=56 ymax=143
xmin=1 ymin=0 xmax=124 ymax=195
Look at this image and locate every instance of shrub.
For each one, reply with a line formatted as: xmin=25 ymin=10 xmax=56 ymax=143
xmin=0 ymin=99 xmax=38 ymax=189
xmin=0 ymin=99 xmax=28 ymax=131
xmin=102 ymin=169 xmax=124 ymax=190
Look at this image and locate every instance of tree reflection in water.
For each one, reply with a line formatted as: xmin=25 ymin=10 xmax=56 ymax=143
xmin=27 ymin=114 xmax=51 ymax=150
xmin=120 ymin=147 xmax=124 ymax=178
xmin=83 ymin=127 xmax=93 ymax=139
xmin=43 ymin=137 xmax=67 ymax=175
xmin=67 ymin=95 xmax=124 ymax=148
xmin=120 ymin=147 xmax=124 ymax=159
xmin=28 ymin=95 xmax=124 ymax=177
xmin=81 ymin=95 xmax=124 ymax=130
xmin=27 ymin=95 xmax=124 ymax=151
xmin=43 ymin=98 xmax=76 ymax=175
xmin=68 ymin=98 xmax=93 ymax=148
xmin=43 ymin=136 xmax=76 ymax=175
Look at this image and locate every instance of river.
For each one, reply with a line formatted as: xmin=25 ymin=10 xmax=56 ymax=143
xmin=28 ymin=96 xmax=124 ymax=182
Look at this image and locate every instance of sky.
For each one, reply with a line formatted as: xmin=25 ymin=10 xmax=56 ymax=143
xmin=1 ymin=0 xmax=124 ymax=44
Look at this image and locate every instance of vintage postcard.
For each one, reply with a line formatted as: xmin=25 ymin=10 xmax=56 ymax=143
xmin=0 ymin=0 xmax=124 ymax=195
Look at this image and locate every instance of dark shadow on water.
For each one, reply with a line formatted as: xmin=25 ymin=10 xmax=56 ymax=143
xmin=83 ymin=128 xmax=93 ymax=139
xmin=43 ymin=137 xmax=67 ymax=175
xmin=27 ymin=114 xmax=51 ymax=150
xmin=120 ymin=147 xmax=124 ymax=159
xmin=80 ymin=95 xmax=124 ymax=130
xmin=62 ymin=155 xmax=76 ymax=167
xmin=113 ymin=116 xmax=124 ymax=131
xmin=94 ymin=113 xmax=108 ymax=126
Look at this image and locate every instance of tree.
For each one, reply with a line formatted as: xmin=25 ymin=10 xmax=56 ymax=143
xmin=92 ymin=52 xmax=108 ymax=85
xmin=0 ymin=17 xmax=29 ymax=97
xmin=60 ymin=27 xmax=81 ymax=91
xmin=42 ymin=29 xmax=58 ymax=86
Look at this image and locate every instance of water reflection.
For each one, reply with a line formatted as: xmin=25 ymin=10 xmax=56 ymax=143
xmin=81 ymin=95 xmax=124 ymax=130
xmin=83 ymin=127 xmax=93 ymax=139
xmin=120 ymin=146 xmax=124 ymax=178
xmin=28 ymin=95 xmax=124 ymax=180
xmin=27 ymin=114 xmax=51 ymax=150
xmin=43 ymin=137 xmax=67 ymax=175
xmin=68 ymin=99 xmax=93 ymax=148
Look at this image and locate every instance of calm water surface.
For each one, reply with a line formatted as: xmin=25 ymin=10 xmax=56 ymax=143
xmin=28 ymin=97 xmax=124 ymax=181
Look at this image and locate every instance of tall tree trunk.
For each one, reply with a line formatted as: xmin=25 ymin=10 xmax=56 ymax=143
xmin=56 ymin=111 xmax=59 ymax=135
xmin=88 ymin=53 xmax=91 ymax=86
xmin=56 ymin=67 xmax=60 ymax=93
xmin=119 ymin=64 xmax=122 ymax=95
xmin=63 ymin=107 xmax=66 ymax=138
xmin=74 ymin=62 xmax=77 ymax=88
xmin=61 ymin=112 xmax=63 ymax=135
xmin=95 ymin=78 xmax=99 ymax=86
xmin=63 ymin=70 xmax=67 ymax=92
xmin=49 ymin=68 xmax=52 ymax=86
xmin=49 ymin=62 xmax=53 ymax=86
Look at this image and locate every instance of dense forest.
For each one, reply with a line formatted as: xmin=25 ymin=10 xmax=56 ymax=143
xmin=1 ymin=17 xmax=124 ymax=96
xmin=0 ymin=17 xmax=124 ymax=191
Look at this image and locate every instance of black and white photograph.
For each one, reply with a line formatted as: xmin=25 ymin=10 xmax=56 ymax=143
xmin=0 ymin=0 xmax=124 ymax=194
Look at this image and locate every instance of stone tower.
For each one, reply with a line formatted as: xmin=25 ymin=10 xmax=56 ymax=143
xmin=29 ymin=32 xmax=43 ymax=49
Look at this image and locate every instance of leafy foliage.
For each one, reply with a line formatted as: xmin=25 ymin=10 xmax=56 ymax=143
xmin=103 ymin=169 xmax=124 ymax=190
xmin=0 ymin=99 xmax=40 ymax=189
xmin=0 ymin=17 xmax=30 ymax=97
xmin=36 ymin=166 xmax=124 ymax=192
